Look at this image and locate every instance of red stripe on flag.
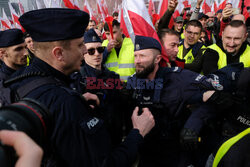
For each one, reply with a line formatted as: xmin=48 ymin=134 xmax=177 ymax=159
xmin=127 ymin=10 xmax=169 ymax=65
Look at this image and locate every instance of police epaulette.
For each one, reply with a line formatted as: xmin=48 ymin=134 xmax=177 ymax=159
xmin=4 ymin=72 xmax=47 ymax=86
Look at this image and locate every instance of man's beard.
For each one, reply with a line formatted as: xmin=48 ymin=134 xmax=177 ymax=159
xmin=136 ymin=62 xmax=155 ymax=79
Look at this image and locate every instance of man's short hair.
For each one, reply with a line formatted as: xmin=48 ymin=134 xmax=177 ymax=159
xmin=89 ymin=20 xmax=96 ymax=25
xmin=185 ymin=20 xmax=203 ymax=31
xmin=157 ymin=28 xmax=180 ymax=42
xmin=104 ymin=20 xmax=120 ymax=31
xmin=225 ymin=20 xmax=247 ymax=33
xmin=34 ymin=40 xmax=71 ymax=51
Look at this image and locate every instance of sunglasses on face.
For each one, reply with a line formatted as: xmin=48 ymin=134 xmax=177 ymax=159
xmin=87 ymin=46 xmax=105 ymax=55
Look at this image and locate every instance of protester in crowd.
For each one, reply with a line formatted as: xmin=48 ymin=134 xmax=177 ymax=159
xmin=87 ymin=19 xmax=97 ymax=31
xmin=202 ymin=20 xmax=250 ymax=75
xmin=112 ymin=12 xmax=119 ymax=20
xmin=0 ymin=29 xmax=28 ymax=80
xmin=102 ymin=20 xmax=135 ymax=81
xmin=24 ymin=32 xmax=35 ymax=65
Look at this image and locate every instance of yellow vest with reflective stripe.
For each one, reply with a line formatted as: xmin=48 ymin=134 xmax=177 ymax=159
xmin=213 ymin=128 xmax=250 ymax=167
xmin=102 ymin=38 xmax=135 ymax=81
xmin=181 ymin=33 xmax=185 ymax=39
xmin=177 ymin=44 xmax=206 ymax=64
xmin=208 ymin=44 xmax=250 ymax=69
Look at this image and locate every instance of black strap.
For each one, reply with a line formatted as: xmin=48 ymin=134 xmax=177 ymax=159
xmin=16 ymin=77 xmax=58 ymax=99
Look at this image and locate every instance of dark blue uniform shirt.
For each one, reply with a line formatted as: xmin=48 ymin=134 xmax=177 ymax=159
xmin=10 ymin=57 xmax=143 ymax=167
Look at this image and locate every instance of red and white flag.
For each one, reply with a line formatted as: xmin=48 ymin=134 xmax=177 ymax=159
xmin=1 ymin=8 xmax=12 ymax=29
xmin=8 ymin=3 xmax=25 ymax=32
xmin=63 ymin=0 xmax=79 ymax=10
xmin=148 ymin=0 xmax=156 ymax=16
xmin=202 ymin=0 xmax=213 ymax=13
xmin=158 ymin=0 xmax=168 ymax=18
xmin=122 ymin=0 xmax=169 ymax=65
xmin=83 ymin=0 xmax=98 ymax=24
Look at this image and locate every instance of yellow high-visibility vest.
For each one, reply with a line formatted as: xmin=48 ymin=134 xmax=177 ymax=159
xmin=213 ymin=128 xmax=250 ymax=167
xmin=177 ymin=44 xmax=206 ymax=64
xmin=102 ymin=38 xmax=135 ymax=81
xmin=208 ymin=44 xmax=250 ymax=69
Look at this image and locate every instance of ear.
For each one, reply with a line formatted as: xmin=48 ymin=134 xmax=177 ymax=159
xmin=52 ymin=46 xmax=64 ymax=61
xmin=0 ymin=48 xmax=7 ymax=59
xmin=243 ymin=32 xmax=248 ymax=42
xmin=155 ymin=54 xmax=162 ymax=64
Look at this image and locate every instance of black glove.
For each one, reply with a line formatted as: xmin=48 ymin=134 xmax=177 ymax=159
xmin=207 ymin=91 xmax=242 ymax=110
xmin=180 ymin=128 xmax=200 ymax=151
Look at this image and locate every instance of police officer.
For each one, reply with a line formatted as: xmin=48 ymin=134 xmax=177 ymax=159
xmin=129 ymin=35 xmax=217 ymax=166
xmin=0 ymin=29 xmax=28 ymax=80
xmin=10 ymin=8 xmax=155 ymax=167
xmin=202 ymin=20 xmax=250 ymax=75
xmin=213 ymin=128 xmax=250 ymax=167
xmin=72 ymin=28 xmax=123 ymax=146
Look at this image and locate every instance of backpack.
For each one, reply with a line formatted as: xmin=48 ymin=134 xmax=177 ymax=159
xmin=0 ymin=72 xmax=58 ymax=107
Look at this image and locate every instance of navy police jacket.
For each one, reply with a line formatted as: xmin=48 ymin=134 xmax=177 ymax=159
xmin=128 ymin=67 xmax=215 ymax=148
xmin=0 ymin=62 xmax=16 ymax=80
xmin=10 ymin=57 xmax=143 ymax=167
xmin=71 ymin=63 xmax=123 ymax=147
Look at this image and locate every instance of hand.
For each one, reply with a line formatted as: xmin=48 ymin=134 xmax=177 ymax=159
xmin=197 ymin=0 xmax=203 ymax=8
xmin=0 ymin=130 xmax=43 ymax=167
xmin=180 ymin=128 xmax=200 ymax=151
xmin=82 ymin=92 xmax=100 ymax=109
xmin=168 ymin=0 xmax=178 ymax=12
xmin=107 ymin=40 xmax=118 ymax=52
xmin=222 ymin=7 xmax=233 ymax=19
xmin=131 ymin=107 xmax=155 ymax=137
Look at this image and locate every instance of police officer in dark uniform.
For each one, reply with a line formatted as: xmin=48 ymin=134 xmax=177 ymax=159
xmin=128 ymin=35 xmax=218 ymax=167
xmin=0 ymin=29 xmax=28 ymax=80
xmin=71 ymin=28 xmax=123 ymax=147
xmin=9 ymin=8 xmax=155 ymax=167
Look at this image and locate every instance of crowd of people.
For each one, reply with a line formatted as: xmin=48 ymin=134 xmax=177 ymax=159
xmin=0 ymin=0 xmax=249 ymax=166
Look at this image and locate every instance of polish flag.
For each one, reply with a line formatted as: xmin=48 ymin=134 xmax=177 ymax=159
xmin=8 ymin=3 xmax=25 ymax=32
xmin=158 ymin=0 xmax=168 ymax=18
xmin=122 ymin=0 xmax=169 ymax=65
xmin=148 ymin=0 xmax=156 ymax=16
xmin=63 ymin=0 xmax=79 ymax=10
xmin=217 ymin=0 xmax=227 ymax=10
xmin=1 ymin=9 xmax=12 ymax=29
xmin=202 ymin=0 xmax=213 ymax=13
xmin=83 ymin=0 xmax=98 ymax=24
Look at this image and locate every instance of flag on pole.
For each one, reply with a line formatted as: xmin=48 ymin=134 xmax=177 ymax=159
xmin=83 ymin=0 xmax=98 ymax=24
xmin=122 ymin=0 xmax=169 ymax=65
xmin=158 ymin=0 xmax=168 ymax=18
xmin=1 ymin=9 xmax=12 ymax=29
xmin=63 ymin=0 xmax=79 ymax=10
xmin=202 ymin=0 xmax=213 ymax=13
xmin=148 ymin=0 xmax=156 ymax=16
xmin=8 ymin=2 xmax=25 ymax=32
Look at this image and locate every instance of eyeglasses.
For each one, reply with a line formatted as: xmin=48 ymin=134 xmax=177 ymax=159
xmin=87 ymin=46 xmax=105 ymax=55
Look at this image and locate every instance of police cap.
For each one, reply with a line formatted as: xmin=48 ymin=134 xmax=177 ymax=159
xmin=19 ymin=8 xmax=90 ymax=42
xmin=84 ymin=29 xmax=102 ymax=43
xmin=134 ymin=35 xmax=161 ymax=53
xmin=0 ymin=29 xmax=24 ymax=47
